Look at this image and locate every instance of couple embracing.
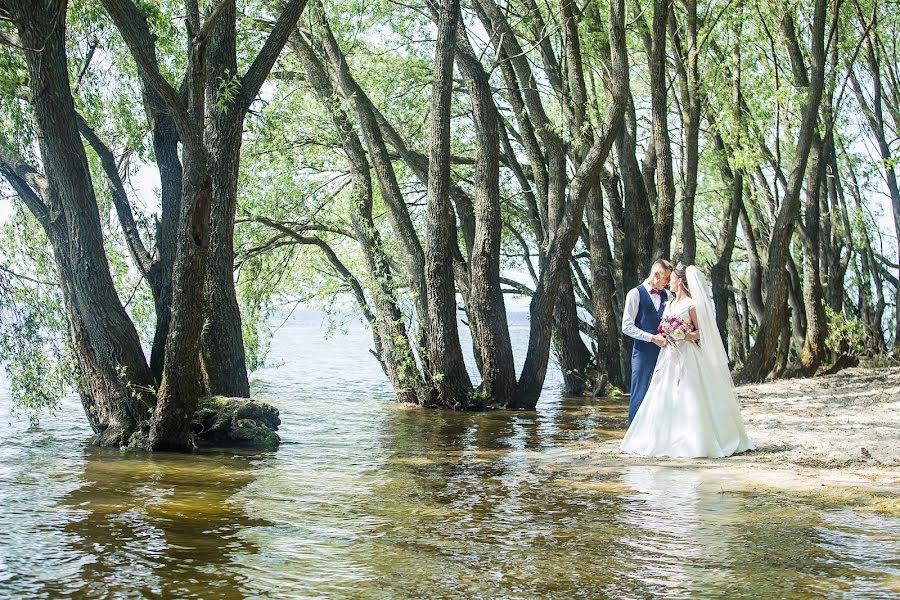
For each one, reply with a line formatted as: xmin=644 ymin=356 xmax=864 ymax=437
xmin=619 ymin=259 xmax=754 ymax=459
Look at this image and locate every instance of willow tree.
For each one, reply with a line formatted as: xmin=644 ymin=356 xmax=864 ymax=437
xmin=739 ymin=0 xmax=829 ymax=382
xmin=0 ymin=0 xmax=307 ymax=450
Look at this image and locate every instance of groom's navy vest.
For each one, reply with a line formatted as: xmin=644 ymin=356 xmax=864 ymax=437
xmin=627 ymin=285 xmax=667 ymax=425
xmin=633 ymin=285 xmax=666 ymax=352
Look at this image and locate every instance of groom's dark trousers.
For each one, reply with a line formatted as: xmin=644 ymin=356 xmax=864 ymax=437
xmin=628 ymin=286 xmax=666 ymax=425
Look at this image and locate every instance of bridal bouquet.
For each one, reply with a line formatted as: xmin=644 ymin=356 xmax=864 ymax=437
xmin=658 ymin=315 xmax=695 ymax=342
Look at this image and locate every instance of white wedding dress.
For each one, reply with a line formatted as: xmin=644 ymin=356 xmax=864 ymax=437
xmin=620 ymin=267 xmax=754 ymax=458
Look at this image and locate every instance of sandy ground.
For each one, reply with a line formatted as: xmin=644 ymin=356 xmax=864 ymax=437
xmin=576 ymin=366 xmax=900 ymax=507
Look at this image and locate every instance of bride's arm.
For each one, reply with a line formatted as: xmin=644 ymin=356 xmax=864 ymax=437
xmin=686 ymin=306 xmax=701 ymax=341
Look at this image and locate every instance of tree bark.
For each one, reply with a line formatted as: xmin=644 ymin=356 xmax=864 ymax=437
xmin=586 ymin=187 xmax=624 ymax=389
xmin=290 ymin=33 xmax=423 ymax=404
xmin=512 ymin=0 xmax=628 ymax=407
xmin=649 ymin=0 xmax=676 ymax=262
xmin=4 ymin=0 xmax=156 ymax=446
xmin=423 ymin=0 xmax=473 ymax=408
xmin=453 ymin=27 xmax=517 ymax=404
xmin=201 ymin=0 xmax=309 ymax=397
xmin=201 ymin=0 xmax=250 ymax=398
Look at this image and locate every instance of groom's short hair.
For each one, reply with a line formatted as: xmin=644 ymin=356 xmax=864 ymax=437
xmin=652 ymin=258 xmax=673 ymax=272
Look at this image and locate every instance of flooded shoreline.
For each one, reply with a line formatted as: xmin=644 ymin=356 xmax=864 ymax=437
xmin=1 ymin=313 xmax=898 ymax=598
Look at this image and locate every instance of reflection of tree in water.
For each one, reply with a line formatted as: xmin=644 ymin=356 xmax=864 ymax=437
xmin=361 ymin=403 xmax=633 ymax=597
xmin=39 ymin=447 xmax=269 ymax=599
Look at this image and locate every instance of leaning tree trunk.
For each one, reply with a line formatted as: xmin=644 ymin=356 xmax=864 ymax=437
xmin=291 ymin=33 xmax=423 ymax=403
xmin=670 ymin=0 xmax=700 ymax=265
xmin=4 ymin=0 xmax=157 ymax=447
xmin=740 ymin=3 xmax=827 ymax=382
xmin=513 ymin=0 xmax=628 ymax=407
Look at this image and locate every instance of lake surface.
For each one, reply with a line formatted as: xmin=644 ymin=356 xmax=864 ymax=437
xmin=1 ymin=311 xmax=898 ymax=598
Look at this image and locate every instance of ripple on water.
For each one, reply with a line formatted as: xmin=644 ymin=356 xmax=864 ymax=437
xmin=0 ymin=311 xmax=898 ymax=598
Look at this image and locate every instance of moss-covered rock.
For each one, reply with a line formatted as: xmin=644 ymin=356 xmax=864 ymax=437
xmin=192 ymin=396 xmax=281 ymax=450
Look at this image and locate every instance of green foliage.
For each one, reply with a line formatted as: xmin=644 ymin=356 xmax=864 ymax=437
xmin=824 ymin=307 xmax=870 ymax=358
xmin=0 ymin=212 xmax=76 ymax=424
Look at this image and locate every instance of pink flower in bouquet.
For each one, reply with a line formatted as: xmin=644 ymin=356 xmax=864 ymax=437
xmin=658 ymin=315 xmax=695 ymax=342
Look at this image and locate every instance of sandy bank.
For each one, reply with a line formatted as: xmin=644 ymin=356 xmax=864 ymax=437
xmin=567 ymin=367 xmax=900 ymax=507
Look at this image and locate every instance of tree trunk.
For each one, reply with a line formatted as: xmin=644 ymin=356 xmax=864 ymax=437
xmin=5 ymin=0 xmax=156 ymax=447
xmin=552 ymin=275 xmax=594 ymax=394
xmin=423 ymin=0 xmax=473 ymax=408
xmin=586 ymin=187 xmax=624 ymax=389
xmin=201 ymin=1 xmax=250 ymax=398
xmin=739 ymin=3 xmax=828 ymax=382
xmin=670 ymin=0 xmax=700 ymax=264
xmin=150 ymin=156 xmax=212 ymax=450
xmin=290 ymin=33 xmax=423 ymax=404
xmin=454 ymin=28 xmax=517 ymax=404
xmin=513 ymin=0 xmax=628 ymax=407
xmin=798 ymin=133 xmax=828 ymax=374
xmin=649 ymin=0 xmax=676 ymax=261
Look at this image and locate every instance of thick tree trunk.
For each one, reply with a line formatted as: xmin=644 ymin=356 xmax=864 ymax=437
xmin=150 ymin=157 xmax=212 ymax=450
xmin=201 ymin=2 xmax=250 ymax=398
xmin=6 ymin=0 xmax=156 ymax=446
xmin=552 ymin=275 xmax=594 ymax=394
xmin=454 ymin=29 xmax=517 ymax=404
xmin=586 ymin=187 xmax=624 ymax=389
xmin=423 ymin=0 xmax=473 ymax=408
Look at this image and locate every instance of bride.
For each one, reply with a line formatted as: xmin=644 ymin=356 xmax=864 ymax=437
xmin=620 ymin=263 xmax=755 ymax=458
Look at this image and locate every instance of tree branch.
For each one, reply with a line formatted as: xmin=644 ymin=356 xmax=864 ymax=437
xmin=240 ymin=0 xmax=309 ymax=111
xmin=74 ymin=111 xmax=153 ymax=278
xmin=99 ymin=0 xmax=200 ymax=153
xmin=0 ymin=153 xmax=50 ymax=226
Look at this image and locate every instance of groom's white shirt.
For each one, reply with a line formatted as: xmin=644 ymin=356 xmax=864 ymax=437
xmin=622 ymin=282 xmax=663 ymax=343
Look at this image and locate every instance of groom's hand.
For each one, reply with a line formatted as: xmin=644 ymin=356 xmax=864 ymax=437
xmin=651 ymin=334 xmax=667 ymax=348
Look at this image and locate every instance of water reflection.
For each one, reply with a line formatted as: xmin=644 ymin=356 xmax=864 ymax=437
xmin=0 ymin=311 xmax=898 ymax=598
xmin=37 ymin=449 xmax=266 ymax=599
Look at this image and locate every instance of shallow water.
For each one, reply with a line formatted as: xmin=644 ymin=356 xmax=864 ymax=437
xmin=1 ymin=311 xmax=898 ymax=598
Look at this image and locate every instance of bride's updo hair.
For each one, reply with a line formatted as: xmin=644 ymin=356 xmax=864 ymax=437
xmin=674 ymin=262 xmax=691 ymax=296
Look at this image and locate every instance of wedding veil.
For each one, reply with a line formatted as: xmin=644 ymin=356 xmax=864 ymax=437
xmin=685 ymin=266 xmax=730 ymax=371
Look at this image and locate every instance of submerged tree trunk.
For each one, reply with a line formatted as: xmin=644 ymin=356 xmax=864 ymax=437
xmin=512 ymin=0 xmax=628 ymax=407
xmin=552 ymin=276 xmax=594 ymax=395
xmin=586 ymin=187 xmax=624 ymax=389
xmin=3 ymin=0 xmax=156 ymax=446
xmin=291 ymin=33 xmax=422 ymax=404
xmin=423 ymin=0 xmax=474 ymax=408
xmin=454 ymin=28 xmax=517 ymax=405
xmin=201 ymin=0 xmax=250 ymax=398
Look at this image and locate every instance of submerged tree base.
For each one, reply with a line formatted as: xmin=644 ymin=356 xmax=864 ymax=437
xmin=93 ymin=396 xmax=282 ymax=451
xmin=192 ymin=396 xmax=281 ymax=450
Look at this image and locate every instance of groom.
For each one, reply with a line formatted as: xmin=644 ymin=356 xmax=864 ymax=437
xmin=622 ymin=259 xmax=673 ymax=426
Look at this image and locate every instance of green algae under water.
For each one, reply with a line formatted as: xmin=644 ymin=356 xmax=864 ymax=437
xmin=1 ymin=312 xmax=898 ymax=598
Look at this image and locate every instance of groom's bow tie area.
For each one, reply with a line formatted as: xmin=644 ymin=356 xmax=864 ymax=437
xmin=649 ymin=288 xmax=662 ymax=295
